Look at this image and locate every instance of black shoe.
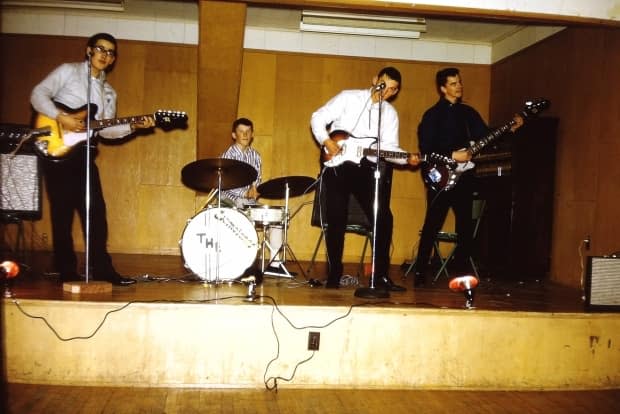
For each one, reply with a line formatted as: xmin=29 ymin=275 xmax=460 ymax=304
xmin=376 ymin=276 xmax=407 ymax=292
xmin=108 ymin=275 xmax=137 ymax=286
xmin=324 ymin=277 xmax=341 ymax=289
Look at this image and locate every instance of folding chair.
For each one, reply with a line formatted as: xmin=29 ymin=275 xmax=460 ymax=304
xmin=404 ymin=196 xmax=486 ymax=282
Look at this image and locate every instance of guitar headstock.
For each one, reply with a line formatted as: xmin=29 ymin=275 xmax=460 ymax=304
xmin=154 ymin=110 xmax=188 ymax=130
xmin=521 ymin=98 xmax=550 ymax=118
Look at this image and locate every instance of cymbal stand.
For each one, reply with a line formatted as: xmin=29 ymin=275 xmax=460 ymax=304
xmin=263 ymin=182 xmax=306 ymax=279
xmin=206 ymin=167 xmax=224 ymax=285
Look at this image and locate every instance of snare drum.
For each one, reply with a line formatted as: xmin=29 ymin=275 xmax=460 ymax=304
xmin=180 ymin=207 xmax=258 ymax=281
xmin=246 ymin=205 xmax=285 ymax=225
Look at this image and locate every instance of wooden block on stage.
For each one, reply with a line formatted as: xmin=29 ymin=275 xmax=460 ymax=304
xmin=62 ymin=281 xmax=113 ymax=294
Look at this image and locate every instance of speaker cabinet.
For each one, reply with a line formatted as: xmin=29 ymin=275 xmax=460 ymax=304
xmin=0 ymin=152 xmax=42 ymax=219
xmin=586 ymin=256 xmax=620 ymax=311
xmin=477 ymin=117 xmax=558 ymax=278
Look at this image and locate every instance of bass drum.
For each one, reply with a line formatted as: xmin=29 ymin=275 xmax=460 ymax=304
xmin=180 ymin=207 xmax=258 ymax=281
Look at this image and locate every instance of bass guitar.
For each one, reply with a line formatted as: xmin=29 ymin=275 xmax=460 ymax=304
xmin=421 ymin=98 xmax=550 ymax=192
xmin=322 ymin=130 xmax=456 ymax=169
xmin=33 ymin=103 xmax=188 ymax=160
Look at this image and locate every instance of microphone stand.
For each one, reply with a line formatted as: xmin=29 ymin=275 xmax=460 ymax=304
xmin=355 ymin=86 xmax=389 ymax=299
xmin=85 ymin=56 xmax=93 ymax=283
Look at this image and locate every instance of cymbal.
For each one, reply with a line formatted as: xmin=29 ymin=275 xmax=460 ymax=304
xmin=257 ymin=176 xmax=316 ymax=199
xmin=181 ymin=158 xmax=258 ymax=192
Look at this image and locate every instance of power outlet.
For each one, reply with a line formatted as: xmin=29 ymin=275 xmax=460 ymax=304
xmin=308 ymin=332 xmax=320 ymax=351
xmin=584 ymin=235 xmax=591 ymax=250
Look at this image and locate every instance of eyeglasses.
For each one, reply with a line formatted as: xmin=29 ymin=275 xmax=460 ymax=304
xmin=92 ymin=45 xmax=116 ymax=58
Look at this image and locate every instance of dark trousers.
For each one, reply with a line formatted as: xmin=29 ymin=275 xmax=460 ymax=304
xmin=42 ymin=149 xmax=115 ymax=277
xmin=416 ymin=174 xmax=474 ymax=275
xmin=323 ymin=159 xmax=393 ymax=284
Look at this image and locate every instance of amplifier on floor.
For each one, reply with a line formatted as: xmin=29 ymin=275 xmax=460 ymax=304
xmin=585 ymin=255 xmax=620 ymax=311
xmin=0 ymin=152 xmax=42 ymax=219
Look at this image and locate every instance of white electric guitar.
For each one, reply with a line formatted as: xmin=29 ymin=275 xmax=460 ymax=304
xmin=322 ymin=130 xmax=456 ymax=169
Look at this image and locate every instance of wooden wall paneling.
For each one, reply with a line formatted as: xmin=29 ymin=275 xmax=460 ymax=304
xmin=271 ymin=54 xmax=324 ymax=259
xmin=197 ymin=0 xmax=246 ymax=159
xmin=238 ymin=51 xmax=277 ymax=187
xmin=594 ymin=29 xmax=620 ymax=258
xmin=131 ymin=43 xmax=198 ymax=254
xmin=95 ymin=41 xmax=199 ymax=255
xmin=0 ymin=35 xmax=85 ymax=125
xmin=238 ymin=51 xmax=276 ymax=137
xmin=99 ymin=42 xmax=148 ymax=252
xmin=490 ymin=27 xmax=620 ymax=288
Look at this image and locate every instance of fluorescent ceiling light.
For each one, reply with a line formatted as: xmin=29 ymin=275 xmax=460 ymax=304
xmin=0 ymin=0 xmax=125 ymax=12
xmin=300 ymin=10 xmax=426 ymax=39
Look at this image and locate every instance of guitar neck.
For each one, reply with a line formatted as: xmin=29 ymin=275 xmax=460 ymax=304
xmin=469 ymin=119 xmax=515 ymax=157
xmin=91 ymin=114 xmax=152 ymax=129
xmin=362 ymin=148 xmax=409 ymax=159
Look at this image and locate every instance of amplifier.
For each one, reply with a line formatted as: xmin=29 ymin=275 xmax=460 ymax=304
xmin=0 ymin=152 xmax=42 ymax=219
xmin=586 ymin=256 xmax=620 ymax=311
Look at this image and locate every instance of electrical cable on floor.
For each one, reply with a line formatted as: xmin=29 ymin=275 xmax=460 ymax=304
xmin=9 ymin=293 xmax=436 ymax=391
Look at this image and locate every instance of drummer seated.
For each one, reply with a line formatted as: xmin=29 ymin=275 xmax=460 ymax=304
xmin=221 ymin=182 xmax=260 ymax=209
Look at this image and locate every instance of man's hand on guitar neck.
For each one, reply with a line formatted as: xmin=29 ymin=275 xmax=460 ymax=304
xmin=130 ymin=115 xmax=156 ymax=132
xmin=408 ymin=153 xmax=421 ymax=167
xmin=510 ymin=114 xmax=525 ymax=132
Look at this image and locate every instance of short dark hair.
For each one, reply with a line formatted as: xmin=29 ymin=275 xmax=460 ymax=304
xmin=377 ymin=66 xmax=402 ymax=88
xmin=232 ymin=117 xmax=253 ymax=132
xmin=436 ymin=67 xmax=460 ymax=92
xmin=87 ymin=33 xmax=117 ymax=50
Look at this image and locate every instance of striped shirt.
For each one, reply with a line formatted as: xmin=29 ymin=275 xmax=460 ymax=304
xmin=220 ymin=144 xmax=261 ymax=208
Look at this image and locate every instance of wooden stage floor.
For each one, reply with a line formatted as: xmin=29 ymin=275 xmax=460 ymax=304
xmin=5 ymin=252 xmax=586 ymax=313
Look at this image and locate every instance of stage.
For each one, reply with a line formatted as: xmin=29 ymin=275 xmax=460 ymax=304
xmin=2 ymin=253 xmax=619 ymax=390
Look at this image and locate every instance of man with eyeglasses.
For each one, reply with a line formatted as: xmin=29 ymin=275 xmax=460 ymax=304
xmin=30 ymin=33 xmax=154 ymax=286
xmin=310 ymin=67 xmax=420 ymax=291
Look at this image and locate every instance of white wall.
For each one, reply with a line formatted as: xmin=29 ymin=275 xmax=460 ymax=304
xmin=1 ymin=0 xmax=569 ymax=64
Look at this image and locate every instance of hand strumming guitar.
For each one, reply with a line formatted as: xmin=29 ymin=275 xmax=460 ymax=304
xmin=57 ymin=112 xmax=86 ymax=132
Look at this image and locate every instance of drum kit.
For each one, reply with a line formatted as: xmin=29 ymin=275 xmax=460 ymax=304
xmin=180 ymin=158 xmax=316 ymax=284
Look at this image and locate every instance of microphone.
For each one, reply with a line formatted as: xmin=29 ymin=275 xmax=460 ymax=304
xmin=374 ymin=82 xmax=386 ymax=91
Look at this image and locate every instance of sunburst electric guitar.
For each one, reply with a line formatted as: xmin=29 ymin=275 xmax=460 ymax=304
xmin=33 ymin=103 xmax=188 ymax=160
xmin=421 ymin=98 xmax=550 ymax=192
xmin=322 ymin=130 xmax=456 ymax=169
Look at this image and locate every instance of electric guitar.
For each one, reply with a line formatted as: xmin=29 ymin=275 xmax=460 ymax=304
xmin=322 ymin=130 xmax=456 ymax=169
xmin=33 ymin=103 xmax=188 ymax=160
xmin=421 ymin=98 xmax=550 ymax=192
